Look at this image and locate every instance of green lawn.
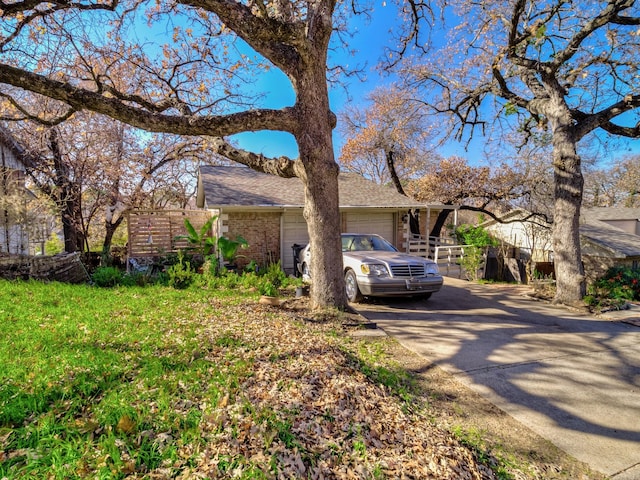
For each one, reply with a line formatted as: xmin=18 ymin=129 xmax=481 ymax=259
xmin=0 ymin=279 xmax=504 ymax=479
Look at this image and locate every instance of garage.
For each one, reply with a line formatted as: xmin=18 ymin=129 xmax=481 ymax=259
xmin=281 ymin=211 xmax=309 ymax=274
xmin=282 ymin=211 xmax=397 ymax=275
xmin=345 ymin=212 xmax=396 ymax=244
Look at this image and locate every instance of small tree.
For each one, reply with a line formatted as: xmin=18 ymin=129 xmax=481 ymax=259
xmin=454 ymin=222 xmax=497 ymax=281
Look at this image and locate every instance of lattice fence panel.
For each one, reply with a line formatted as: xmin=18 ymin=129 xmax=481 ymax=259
xmin=127 ymin=210 xmax=212 ymax=258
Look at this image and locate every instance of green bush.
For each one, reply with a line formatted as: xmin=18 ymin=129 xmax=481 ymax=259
xmin=590 ymin=266 xmax=640 ymax=302
xmin=261 ymin=261 xmax=287 ymax=289
xmin=454 ymin=222 xmax=497 ymax=281
xmin=44 ymin=232 xmax=64 ymax=255
xmin=91 ymin=266 xmax=125 ymax=287
xmin=459 ymin=245 xmax=485 ymax=281
xmin=166 ymin=251 xmax=196 ymax=289
xmin=259 ymin=279 xmax=279 ymax=297
xmin=454 ymin=222 xmax=497 ymax=248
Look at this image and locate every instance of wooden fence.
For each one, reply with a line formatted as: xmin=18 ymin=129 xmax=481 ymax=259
xmin=127 ymin=209 xmax=212 ymax=258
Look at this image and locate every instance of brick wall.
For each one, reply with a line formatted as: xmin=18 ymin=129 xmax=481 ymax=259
xmin=225 ymin=211 xmax=281 ymax=270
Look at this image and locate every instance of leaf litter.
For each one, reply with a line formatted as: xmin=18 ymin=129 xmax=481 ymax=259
xmin=165 ymin=299 xmax=497 ymax=479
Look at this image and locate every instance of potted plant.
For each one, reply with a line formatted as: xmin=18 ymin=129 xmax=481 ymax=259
xmin=258 ymin=280 xmax=280 ymax=305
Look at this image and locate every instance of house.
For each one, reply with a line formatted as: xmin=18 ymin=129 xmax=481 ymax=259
xmin=196 ymin=166 xmax=446 ymax=274
xmin=0 ymin=126 xmax=30 ymax=254
xmin=483 ymin=209 xmax=553 ymax=262
xmin=580 ymin=207 xmax=640 ymax=282
xmin=484 ymin=207 xmax=640 ymax=283
xmin=480 ymin=209 xmax=553 ymax=282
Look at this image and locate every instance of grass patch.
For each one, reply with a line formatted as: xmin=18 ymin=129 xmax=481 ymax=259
xmin=0 ymin=280 xmax=251 ymax=478
xmin=0 ymin=278 xmax=568 ymax=479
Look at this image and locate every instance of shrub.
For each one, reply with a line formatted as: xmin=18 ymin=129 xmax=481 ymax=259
xmin=166 ymin=251 xmax=196 ymax=289
xmin=122 ymin=271 xmax=152 ymax=287
xmin=92 ymin=266 xmax=125 ymax=287
xmin=454 ymin=223 xmax=497 ymax=281
xmin=454 ymin=222 xmax=497 ymax=248
xmin=590 ymin=266 xmax=640 ymax=302
xmin=459 ymin=246 xmax=485 ymax=281
xmin=259 ymin=279 xmax=279 ymax=297
xmin=262 ymin=261 xmax=287 ymax=289
xmin=44 ymin=232 xmax=64 ymax=255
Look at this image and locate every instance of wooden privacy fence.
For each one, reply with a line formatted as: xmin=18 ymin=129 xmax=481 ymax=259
xmin=127 ymin=209 xmax=212 ymax=258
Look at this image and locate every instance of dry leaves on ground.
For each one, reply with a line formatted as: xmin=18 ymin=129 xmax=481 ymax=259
xmin=154 ymin=299 xmax=497 ymax=480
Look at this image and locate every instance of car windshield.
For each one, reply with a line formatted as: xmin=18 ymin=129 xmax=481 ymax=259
xmin=342 ymin=234 xmax=397 ymax=252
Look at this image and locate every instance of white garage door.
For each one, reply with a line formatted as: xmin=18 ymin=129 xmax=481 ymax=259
xmin=282 ymin=212 xmax=309 ymax=274
xmin=345 ymin=212 xmax=395 ymax=243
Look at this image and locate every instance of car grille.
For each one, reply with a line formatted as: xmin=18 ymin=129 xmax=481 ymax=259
xmin=390 ymin=264 xmax=426 ymax=278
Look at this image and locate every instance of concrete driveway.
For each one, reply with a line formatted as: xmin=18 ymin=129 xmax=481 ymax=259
xmin=355 ymin=277 xmax=640 ymax=479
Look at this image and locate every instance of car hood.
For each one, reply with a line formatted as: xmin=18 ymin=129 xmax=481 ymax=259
xmin=344 ymin=251 xmax=433 ymax=265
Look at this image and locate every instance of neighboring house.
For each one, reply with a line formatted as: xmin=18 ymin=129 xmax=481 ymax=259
xmin=484 ymin=207 xmax=640 ymax=283
xmin=196 ymin=166 xmax=446 ymax=274
xmin=482 ymin=209 xmax=553 ymax=282
xmin=0 ymin=126 xmax=30 ymax=254
xmin=483 ymin=209 xmax=553 ymax=263
xmin=580 ymin=207 xmax=640 ymax=282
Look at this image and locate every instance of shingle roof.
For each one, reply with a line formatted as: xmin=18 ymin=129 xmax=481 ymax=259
xmin=580 ymin=208 xmax=640 ymax=258
xmin=582 ymin=207 xmax=640 ymax=222
xmin=197 ymin=165 xmax=424 ymax=209
xmin=580 ymin=222 xmax=640 ymax=258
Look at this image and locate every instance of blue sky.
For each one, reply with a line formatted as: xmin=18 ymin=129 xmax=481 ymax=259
xmin=228 ymin=5 xmax=639 ymax=166
xmin=230 ymin=4 xmax=404 ymax=161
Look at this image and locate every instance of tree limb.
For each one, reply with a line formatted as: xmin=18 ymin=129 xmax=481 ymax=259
xmin=177 ymin=0 xmax=304 ymax=75
xmin=209 ymin=137 xmax=303 ymax=178
xmin=573 ymin=94 xmax=640 ymax=139
xmin=0 ymin=63 xmax=298 ymax=136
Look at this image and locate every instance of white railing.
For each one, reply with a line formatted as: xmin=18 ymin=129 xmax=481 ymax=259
xmin=433 ymin=245 xmax=472 ymax=278
xmin=407 ymin=235 xmax=458 ymax=258
xmin=406 ymin=235 xmax=472 ymax=278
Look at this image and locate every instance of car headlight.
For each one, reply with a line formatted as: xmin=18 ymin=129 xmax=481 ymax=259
xmin=425 ymin=263 xmax=440 ymax=275
xmin=361 ymin=264 xmax=389 ymax=276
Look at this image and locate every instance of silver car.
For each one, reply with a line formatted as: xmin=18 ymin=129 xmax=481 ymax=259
xmin=298 ymin=233 xmax=443 ymax=302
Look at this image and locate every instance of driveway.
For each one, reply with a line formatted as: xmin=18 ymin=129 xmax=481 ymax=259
xmin=355 ymin=277 xmax=640 ymax=479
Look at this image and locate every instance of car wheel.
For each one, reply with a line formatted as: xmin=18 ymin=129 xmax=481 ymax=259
xmin=301 ymin=262 xmax=311 ymax=282
xmin=344 ymin=269 xmax=363 ymax=303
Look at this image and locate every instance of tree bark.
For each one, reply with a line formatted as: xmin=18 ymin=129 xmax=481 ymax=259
xmin=102 ymin=215 xmax=124 ymax=261
xmin=386 ymin=150 xmax=407 ymax=196
xmin=49 ymin=129 xmax=86 ymax=253
xmin=550 ymin=122 xmax=586 ymax=305
xmin=293 ymin=10 xmax=346 ymax=310
xmin=429 ymin=208 xmax=451 ymax=238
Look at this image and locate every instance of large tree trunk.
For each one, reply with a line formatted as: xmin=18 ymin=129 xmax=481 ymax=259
xmin=429 ymin=207 xmax=452 ymax=237
xmin=299 ymin=152 xmax=345 ymax=310
xmin=294 ymin=15 xmax=347 ymax=310
xmin=551 ymin=126 xmax=586 ymax=305
xmin=60 ymin=196 xmax=85 ymax=253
